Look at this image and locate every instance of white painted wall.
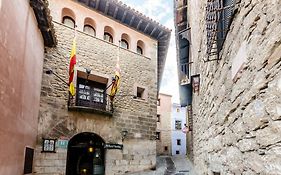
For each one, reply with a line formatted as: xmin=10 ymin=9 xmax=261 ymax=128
xmin=171 ymin=103 xmax=187 ymax=155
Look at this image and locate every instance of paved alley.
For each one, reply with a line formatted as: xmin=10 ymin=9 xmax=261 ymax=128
xmin=125 ymin=156 xmax=197 ymax=175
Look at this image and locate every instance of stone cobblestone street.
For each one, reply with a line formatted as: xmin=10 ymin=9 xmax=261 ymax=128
xmin=126 ymin=156 xmax=196 ymax=175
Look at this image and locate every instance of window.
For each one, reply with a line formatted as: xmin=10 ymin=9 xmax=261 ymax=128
xmin=157 ymin=99 xmax=160 ymax=106
xmin=104 ymin=32 xmax=113 ymax=43
xmin=156 ymin=132 xmax=160 ymax=140
xmin=137 ymin=87 xmax=145 ymax=99
xmin=24 ymin=147 xmax=34 ymax=174
xmin=137 ymin=40 xmax=145 ymax=55
xmin=164 ymin=146 xmax=168 ymax=151
xmin=83 ymin=25 xmax=96 ymax=36
xmin=77 ymin=78 xmax=106 ymax=109
xmin=137 ymin=46 xmax=143 ymax=55
xmin=176 ymin=150 xmax=180 ymax=154
xmin=121 ymin=39 xmax=129 ymax=49
xmin=134 ymin=84 xmax=147 ymax=101
xmin=175 ymin=120 xmax=182 ymax=130
xmin=42 ymin=138 xmax=56 ymax=152
xmin=62 ymin=16 xmax=75 ymax=28
xmin=206 ymin=0 xmax=235 ymax=60
xmin=157 ymin=114 xmax=160 ymax=122
xmin=213 ymin=172 xmax=221 ymax=175
xmin=177 ymin=139 xmax=181 ymax=145
xmin=176 ymin=108 xmax=180 ymax=112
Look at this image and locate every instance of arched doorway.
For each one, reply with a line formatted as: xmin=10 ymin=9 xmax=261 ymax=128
xmin=66 ymin=132 xmax=105 ymax=175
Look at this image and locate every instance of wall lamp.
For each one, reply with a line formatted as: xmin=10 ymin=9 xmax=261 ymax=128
xmin=121 ymin=130 xmax=128 ymax=141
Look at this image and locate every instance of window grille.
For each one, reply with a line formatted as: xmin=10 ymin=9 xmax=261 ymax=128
xmin=206 ymin=0 xmax=236 ymax=61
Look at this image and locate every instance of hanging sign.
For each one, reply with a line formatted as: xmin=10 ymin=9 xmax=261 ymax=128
xmin=182 ymin=126 xmax=189 ymax=134
xmin=104 ymin=143 xmax=123 ymax=150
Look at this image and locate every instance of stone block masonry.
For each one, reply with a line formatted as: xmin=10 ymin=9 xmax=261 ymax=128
xmin=188 ymin=0 xmax=281 ymax=174
xmin=34 ymin=22 xmax=158 ymax=174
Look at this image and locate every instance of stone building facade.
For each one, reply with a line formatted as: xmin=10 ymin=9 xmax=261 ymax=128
xmin=34 ymin=0 xmax=170 ymax=175
xmin=175 ymin=0 xmax=281 ymax=174
xmin=0 ymin=0 xmax=55 ymax=174
xmin=156 ymin=93 xmax=172 ymax=155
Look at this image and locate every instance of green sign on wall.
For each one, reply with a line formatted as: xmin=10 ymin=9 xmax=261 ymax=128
xmin=56 ymin=139 xmax=68 ymax=149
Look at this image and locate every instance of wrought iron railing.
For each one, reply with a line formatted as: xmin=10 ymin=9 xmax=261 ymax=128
xmin=68 ymin=93 xmax=113 ymax=115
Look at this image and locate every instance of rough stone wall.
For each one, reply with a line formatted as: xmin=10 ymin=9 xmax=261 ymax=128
xmin=156 ymin=94 xmax=172 ymax=155
xmin=34 ymin=22 xmax=158 ymax=175
xmin=188 ymin=0 xmax=281 ymax=174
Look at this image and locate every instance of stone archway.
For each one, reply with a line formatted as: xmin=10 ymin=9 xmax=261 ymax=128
xmin=66 ymin=132 xmax=105 ymax=175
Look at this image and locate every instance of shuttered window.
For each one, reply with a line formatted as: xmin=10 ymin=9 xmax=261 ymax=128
xmin=206 ymin=0 xmax=236 ymax=60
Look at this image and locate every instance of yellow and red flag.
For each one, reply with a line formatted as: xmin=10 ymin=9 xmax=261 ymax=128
xmin=69 ymin=36 xmax=76 ymax=96
xmin=110 ymin=43 xmax=121 ymax=101
xmin=109 ymin=63 xmax=121 ymax=101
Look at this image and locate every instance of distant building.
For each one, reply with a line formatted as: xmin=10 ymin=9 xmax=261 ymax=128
xmin=171 ymin=103 xmax=186 ymax=156
xmin=33 ymin=0 xmax=171 ymax=174
xmin=156 ymin=93 xmax=172 ymax=155
xmin=174 ymin=0 xmax=193 ymax=160
xmin=0 ymin=0 xmax=56 ymax=174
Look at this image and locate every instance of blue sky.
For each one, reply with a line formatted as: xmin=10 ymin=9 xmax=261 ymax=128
xmin=120 ymin=0 xmax=179 ymax=103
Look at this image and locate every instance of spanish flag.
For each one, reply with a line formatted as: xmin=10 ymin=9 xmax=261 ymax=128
xmin=109 ymin=43 xmax=121 ymax=101
xmin=69 ymin=36 xmax=76 ymax=96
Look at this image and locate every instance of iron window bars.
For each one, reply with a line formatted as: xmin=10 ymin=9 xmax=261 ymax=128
xmin=206 ymin=0 xmax=236 ymax=61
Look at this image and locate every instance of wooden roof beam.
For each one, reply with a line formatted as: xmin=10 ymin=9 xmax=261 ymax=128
xmin=136 ymin=19 xmax=143 ymax=30
xmin=104 ymin=1 xmax=110 ymax=14
xmin=129 ymin=15 xmax=135 ymax=25
xmin=95 ymin=0 xmax=100 ymax=9
xmin=121 ymin=11 xmax=127 ymax=22
xmin=143 ymin=23 xmax=150 ymax=33
xmin=113 ymin=7 xmax=119 ymax=18
xmin=150 ymin=27 xmax=157 ymax=35
xmin=156 ymin=31 xmax=164 ymax=39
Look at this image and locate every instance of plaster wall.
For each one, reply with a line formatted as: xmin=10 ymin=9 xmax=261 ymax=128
xmin=171 ymin=104 xmax=186 ymax=156
xmin=156 ymin=93 xmax=172 ymax=155
xmin=0 ymin=0 xmax=44 ymax=174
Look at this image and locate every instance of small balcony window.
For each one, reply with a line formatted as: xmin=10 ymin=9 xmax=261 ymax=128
xmin=62 ymin=16 xmax=75 ymax=28
xmin=137 ymin=46 xmax=143 ymax=55
xmin=83 ymin=25 xmax=96 ymax=36
xmin=104 ymin=32 xmax=113 ymax=43
xmin=177 ymin=139 xmax=181 ymax=145
xmin=121 ymin=39 xmax=129 ymax=49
